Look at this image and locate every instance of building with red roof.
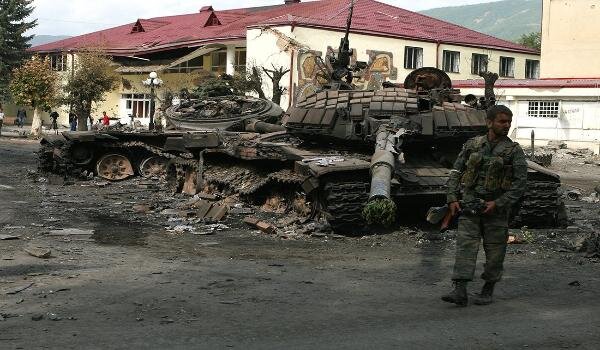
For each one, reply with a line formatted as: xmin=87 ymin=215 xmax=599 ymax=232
xmin=27 ymin=0 xmax=540 ymax=127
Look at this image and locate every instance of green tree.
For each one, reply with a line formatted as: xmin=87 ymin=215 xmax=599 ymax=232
xmin=63 ymin=51 xmax=119 ymax=130
xmin=9 ymin=56 xmax=59 ymax=137
xmin=0 ymin=0 xmax=37 ymax=100
xmin=517 ymin=32 xmax=541 ymax=51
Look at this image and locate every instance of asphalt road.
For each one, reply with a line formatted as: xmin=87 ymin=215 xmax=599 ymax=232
xmin=0 ymin=137 xmax=599 ymax=350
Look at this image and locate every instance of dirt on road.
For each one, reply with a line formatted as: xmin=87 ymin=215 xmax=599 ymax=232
xmin=1 ymin=137 xmax=599 ymax=350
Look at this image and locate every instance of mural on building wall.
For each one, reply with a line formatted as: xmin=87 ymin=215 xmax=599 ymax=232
xmin=294 ymin=50 xmax=324 ymax=101
xmin=293 ymin=48 xmax=398 ymax=102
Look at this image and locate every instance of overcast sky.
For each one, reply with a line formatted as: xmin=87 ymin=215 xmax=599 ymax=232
xmin=30 ymin=0 xmax=499 ymax=36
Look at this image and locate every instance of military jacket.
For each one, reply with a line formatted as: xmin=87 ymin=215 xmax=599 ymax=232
xmin=447 ymin=135 xmax=528 ymax=210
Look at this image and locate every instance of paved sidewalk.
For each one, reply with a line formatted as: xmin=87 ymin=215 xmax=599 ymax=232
xmin=0 ymin=124 xmax=71 ymax=138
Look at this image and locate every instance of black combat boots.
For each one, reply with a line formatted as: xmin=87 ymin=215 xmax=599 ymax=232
xmin=441 ymin=280 xmax=468 ymax=306
xmin=473 ymin=282 xmax=495 ymax=305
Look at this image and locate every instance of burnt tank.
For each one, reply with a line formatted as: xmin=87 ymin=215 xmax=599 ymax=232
xmin=38 ymin=95 xmax=284 ymax=182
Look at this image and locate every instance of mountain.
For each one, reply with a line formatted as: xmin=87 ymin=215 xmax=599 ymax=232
xmin=29 ymin=35 xmax=71 ymax=47
xmin=420 ymin=0 xmax=541 ymax=41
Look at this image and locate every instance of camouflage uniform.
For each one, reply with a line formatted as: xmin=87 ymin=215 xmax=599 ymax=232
xmin=447 ymin=135 xmax=528 ymax=282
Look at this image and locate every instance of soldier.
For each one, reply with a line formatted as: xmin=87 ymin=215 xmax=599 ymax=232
xmin=442 ymin=105 xmax=528 ymax=306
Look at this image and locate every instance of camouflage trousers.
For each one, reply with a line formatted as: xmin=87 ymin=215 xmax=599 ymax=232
xmin=452 ymin=211 xmax=509 ymax=282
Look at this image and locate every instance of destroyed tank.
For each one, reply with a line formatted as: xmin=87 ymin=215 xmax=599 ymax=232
xmin=38 ymin=95 xmax=284 ymax=181
xmin=281 ymin=67 xmax=567 ymax=231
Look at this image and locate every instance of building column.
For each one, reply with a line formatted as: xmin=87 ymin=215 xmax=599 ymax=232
xmin=226 ymin=45 xmax=235 ymax=75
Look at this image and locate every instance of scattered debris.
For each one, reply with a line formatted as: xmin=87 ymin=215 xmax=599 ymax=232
xmin=243 ymin=216 xmax=277 ymax=234
xmin=169 ymin=225 xmax=195 ymax=234
xmin=194 ymin=224 xmax=229 ymax=235
xmin=6 ymin=282 xmax=34 ymax=295
xmin=47 ymin=228 xmax=94 ymax=236
xmin=133 ymin=204 xmax=152 ymax=213
xmin=566 ymin=190 xmax=582 ymax=201
xmin=47 ymin=313 xmax=62 ymax=321
xmin=160 ymin=209 xmax=179 ymax=216
xmin=507 ymin=235 xmax=525 ymax=244
xmin=24 ymin=246 xmax=52 ymax=259
xmin=230 ymin=207 xmax=254 ymax=215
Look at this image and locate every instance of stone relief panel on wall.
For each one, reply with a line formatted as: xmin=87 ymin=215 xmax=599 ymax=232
xmin=293 ymin=48 xmax=398 ymax=103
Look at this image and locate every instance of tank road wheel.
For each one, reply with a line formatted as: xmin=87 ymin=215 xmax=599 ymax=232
xmin=139 ymin=156 xmax=168 ymax=178
xmin=96 ymin=154 xmax=134 ymax=181
xmin=70 ymin=144 xmax=94 ymax=166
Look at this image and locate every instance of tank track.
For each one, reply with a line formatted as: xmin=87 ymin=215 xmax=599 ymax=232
xmin=203 ymin=164 xmax=305 ymax=197
xmin=166 ymin=157 xmax=198 ymax=193
xmin=321 ymin=180 xmax=369 ymax=234
xmin=38 ymin=139 xmax=90 ymax=178
xmin=511 ymin=180 xmax=566 ymax=228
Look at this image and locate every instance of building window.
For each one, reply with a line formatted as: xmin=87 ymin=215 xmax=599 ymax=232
xmin=235 ymin=49 xmax=246 ymax=72
xmin=525 ymin=59 xmax=540 ymax=79
xmin=50 ymin=54 xmax=67 ymax=71
xmin=528 ymin=101 xmax=559 ymax=118
xmin=442 ymin=50 xmax=460 ymax=73
xmin=121 ymin=93 xmax=152 ymax=118
xmin=499 ymin=56 xmax=515 ymax=78
xmin=471 ymin=53 xmax=488 ymax=75
xmin=404 ymin=46 xmax=423 ymax=69
xmin=211 ymin=50 xmax=227 ymax=73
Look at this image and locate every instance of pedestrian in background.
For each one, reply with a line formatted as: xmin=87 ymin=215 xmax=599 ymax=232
xmin=50 ymin=111 xmax=59 ymax=135
xmin=102 ymin=111 xmax=110 ymax=126
xmin=0 ymin=107 xmax=4 ymax=136
xmin=69 ymin=112 xmax=78 ymax=131
xmin=16 ymin=108 xmax=26 ymax=128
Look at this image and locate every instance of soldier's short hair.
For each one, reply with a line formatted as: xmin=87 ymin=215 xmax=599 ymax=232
xmin=487 ymin=105 xmax=513 ymax=121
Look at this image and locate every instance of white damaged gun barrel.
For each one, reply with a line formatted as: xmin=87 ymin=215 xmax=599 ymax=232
xmin=368 ymin=126 xmax=400 ymax=201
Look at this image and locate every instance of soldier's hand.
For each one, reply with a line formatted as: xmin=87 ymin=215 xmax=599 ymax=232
xmin=483 ymin=201 xmax=496 ymax=215
xmin=449 ymin=201 xmax=461 ymax=216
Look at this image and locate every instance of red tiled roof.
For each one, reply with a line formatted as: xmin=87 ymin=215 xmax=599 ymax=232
xmin=31 ymin=0 xmax=538 ymax=56
xmin=453 ymin=78 xmax=600 ymax=89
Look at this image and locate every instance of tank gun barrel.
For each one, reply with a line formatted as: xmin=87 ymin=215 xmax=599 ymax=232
xmin=244 ymin=118 xmax=286 ymax=133
xmin=369 ymin=126 xmax=397 ymax=201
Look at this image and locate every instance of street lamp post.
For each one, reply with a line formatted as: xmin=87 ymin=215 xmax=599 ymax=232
xmin=143 ymin=71 xmax=162 ymax=131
